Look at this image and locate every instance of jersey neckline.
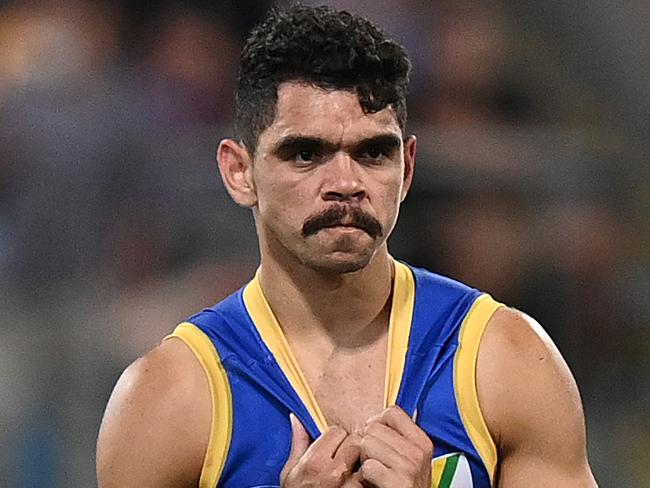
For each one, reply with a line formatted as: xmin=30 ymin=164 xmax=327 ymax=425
xmin=241 ymin=258 xmax=416 ymax=433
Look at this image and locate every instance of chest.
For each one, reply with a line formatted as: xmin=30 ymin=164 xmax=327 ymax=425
xmin=296 ymin=338 xmax=388 ymax=431
xmin=218 ymin=329 xmax=493 ymax=488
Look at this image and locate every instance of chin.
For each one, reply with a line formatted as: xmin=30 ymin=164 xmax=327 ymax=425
xmin=303 ymin=250 xmax=374 ymax=274
xmin=312 ymin=259 xmax=368 ymax=274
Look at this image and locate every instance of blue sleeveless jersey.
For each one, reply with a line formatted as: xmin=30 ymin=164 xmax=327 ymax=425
xmin=167 ymin=260 xmax=502 ymax=488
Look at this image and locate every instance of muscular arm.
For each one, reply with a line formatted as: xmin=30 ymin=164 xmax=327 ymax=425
xmin=96 ymin=338 xmax=211 ymax=487
xmin=477 ymin=307 xmax=597 ymax=487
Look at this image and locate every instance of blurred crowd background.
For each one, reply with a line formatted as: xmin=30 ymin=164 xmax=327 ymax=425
xmin=0 ymin=0 xmax=648 ymax=486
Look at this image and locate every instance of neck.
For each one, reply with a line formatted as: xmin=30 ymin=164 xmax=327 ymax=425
xmin=258 ymin=248 xmax=394 ymax=346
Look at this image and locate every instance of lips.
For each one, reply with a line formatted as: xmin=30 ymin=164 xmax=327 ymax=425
xmin=322 ymin=225 xmax=362 ymax=232
xmin=324 ymin=221 xmax=358 ymax=228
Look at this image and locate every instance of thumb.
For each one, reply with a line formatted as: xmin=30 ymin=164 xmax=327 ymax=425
xmin=342 ymin=472 xmax=364 ymax=488
xmin=285 ymin=413 xmax=310 ymax=470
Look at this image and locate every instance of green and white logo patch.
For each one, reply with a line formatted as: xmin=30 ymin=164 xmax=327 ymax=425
xmin=432 ymin=453 xmax=473 ymax=488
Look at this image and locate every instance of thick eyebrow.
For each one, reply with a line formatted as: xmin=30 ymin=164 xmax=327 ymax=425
xmin=352 ymin=134 xmax=402 ymax=154
xmin=271 ymin=136 xmax=338 ymax=159
xmin=272 ymin=133 xmax=402 ymax=159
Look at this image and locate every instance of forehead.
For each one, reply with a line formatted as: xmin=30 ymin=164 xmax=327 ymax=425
xmin=258 ymin=82 xmax=402 ymax=148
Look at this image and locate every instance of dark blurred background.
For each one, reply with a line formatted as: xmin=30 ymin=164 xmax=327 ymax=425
xmin=0 ymin=0 xmax=648 ymax=486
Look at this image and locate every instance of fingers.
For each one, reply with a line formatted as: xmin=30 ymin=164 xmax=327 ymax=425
xmin=341 ymin=471 xmax=365 ymax=488
xmin=283 ymin=414 xmax=311 ymax=475
xmin=366 ymin=406 xmax=433 ymax=455
xmin=358 ymin=406 xmax=434 ymax=488
xmin=360 ymin=424 xmax=412 ymax=468
xmin=281 ymin=420 xmax=362 ymax=488
xmin=333 ymin=432 xmax=361 ymax=470
xmin=305 ymin=425 xmax=350 ymax=462
xmin=359 ymin=458 xmax=402 ymax=487
xmin=361 ymin=422 xmax=420 ymax=461
xmin=282 ymin=410 xmax=432 ymax=488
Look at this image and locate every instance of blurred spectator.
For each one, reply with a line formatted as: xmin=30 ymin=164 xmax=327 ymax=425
xmin=0 ymin=0 xmax=121 ymax=95
xmin=0 ymin=0 xmax=127 ymax=293
xmin=132 ymin=4 xmax=240 ymax=126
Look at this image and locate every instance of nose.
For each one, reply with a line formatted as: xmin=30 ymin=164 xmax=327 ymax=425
xmin=321 ymin=152 xmax=367 ymax=202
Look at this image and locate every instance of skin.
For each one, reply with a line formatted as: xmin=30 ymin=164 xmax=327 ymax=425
xmin=96 ymin=82 xmax=597 ymax=487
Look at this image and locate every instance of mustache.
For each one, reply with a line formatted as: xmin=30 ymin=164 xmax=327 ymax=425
xmin=301 ymin=205 xmax=383 ymax=239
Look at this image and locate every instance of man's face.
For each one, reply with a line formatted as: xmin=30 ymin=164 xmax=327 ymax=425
xmin=250 ymin=82 xmax=415 ymax=273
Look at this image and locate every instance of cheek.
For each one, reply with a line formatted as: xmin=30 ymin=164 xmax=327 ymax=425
xmin=373 ymin=175 xmax=404 ymax=212
xmin=256 ymin=177 xmax=313 ymax=227
xmin=371 ymin=180 xmax=405 ymax=235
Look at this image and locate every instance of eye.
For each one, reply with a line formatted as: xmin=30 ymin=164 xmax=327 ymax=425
xmin=360 ymin=146 xmax=388 ymax=163
xmin=366 ymin=147 xmax=383 ymax=159
xmin=296 ymin=150 xmax=314 ymax=162
xmin=292 ymin=148 xmax=324 ymax=167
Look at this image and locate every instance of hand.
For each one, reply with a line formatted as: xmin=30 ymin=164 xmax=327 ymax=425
xmin=280 ymin=414 xmax=361 ymax=488
xmin=358 ymin=406 xmax=433 ymax=488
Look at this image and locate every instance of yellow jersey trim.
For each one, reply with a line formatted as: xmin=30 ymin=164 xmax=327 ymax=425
xmin=431 ymin=456 xmax=445 ymax=487
xmin=242 ymin=258 xmax=416 ymax=432
xmin=384 ymin=260 xmax=415 ymax=406
xmin=431 ymin=452 xmax=458 ymax=487
xmin=454 ymin=294 xmax=502 ymax=485
xmin=243 ymin=277 xmax=329 ymax=432
xmin=165 ymin=322 xmax=233 ymax=488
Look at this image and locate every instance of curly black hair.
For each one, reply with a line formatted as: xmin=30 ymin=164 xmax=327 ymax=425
xmin=234 ymin=4 xmax=411 ymax=154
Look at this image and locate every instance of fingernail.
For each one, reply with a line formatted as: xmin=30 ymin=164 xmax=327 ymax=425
xmin=289 ymin=413 xmax=298 ymax=430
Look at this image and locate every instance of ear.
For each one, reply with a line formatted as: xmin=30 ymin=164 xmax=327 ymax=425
xmin=400 ymin=135 xmax=417 ymax=202
xmin=217 ymin=139 xmax=257 ymax=208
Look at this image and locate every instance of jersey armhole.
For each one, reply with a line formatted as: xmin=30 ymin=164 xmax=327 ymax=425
xmin=453 ymin=294 xmax=503 ymax=485
xmin=165 ymin=322 xmax=233 ymax=488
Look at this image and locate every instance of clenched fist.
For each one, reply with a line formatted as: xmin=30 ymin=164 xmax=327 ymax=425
xmin=280 ymin=414 xmax=362 ymax=488
xmin=357 ymin=406 xmax=433 ymax=488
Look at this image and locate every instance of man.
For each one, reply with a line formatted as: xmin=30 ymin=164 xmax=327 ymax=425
xmin=97 ymin=5 xmax=597 ymax=487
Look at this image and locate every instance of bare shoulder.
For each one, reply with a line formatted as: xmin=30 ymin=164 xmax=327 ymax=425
xmin=476 ymin=306 xmax=597 ymax=487
xmin=476 ymin=307 xmax=582 ymax=446
xmin=96 ymin=337 xmax=211 ymax=488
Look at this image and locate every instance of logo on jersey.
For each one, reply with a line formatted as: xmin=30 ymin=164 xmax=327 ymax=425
xmin=432 ymin=452 xmax=473 ymax=488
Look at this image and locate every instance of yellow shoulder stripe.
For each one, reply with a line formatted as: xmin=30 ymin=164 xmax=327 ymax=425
xmin=454 ymin=294 xmax=502 ymax=485
xmin=384 ymin=259 xmax=415 ymax=407
xmin=242 ymin=276 xmax=329 ymax=432
xmin=165 ymin=322 xmax=233 ymax=488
